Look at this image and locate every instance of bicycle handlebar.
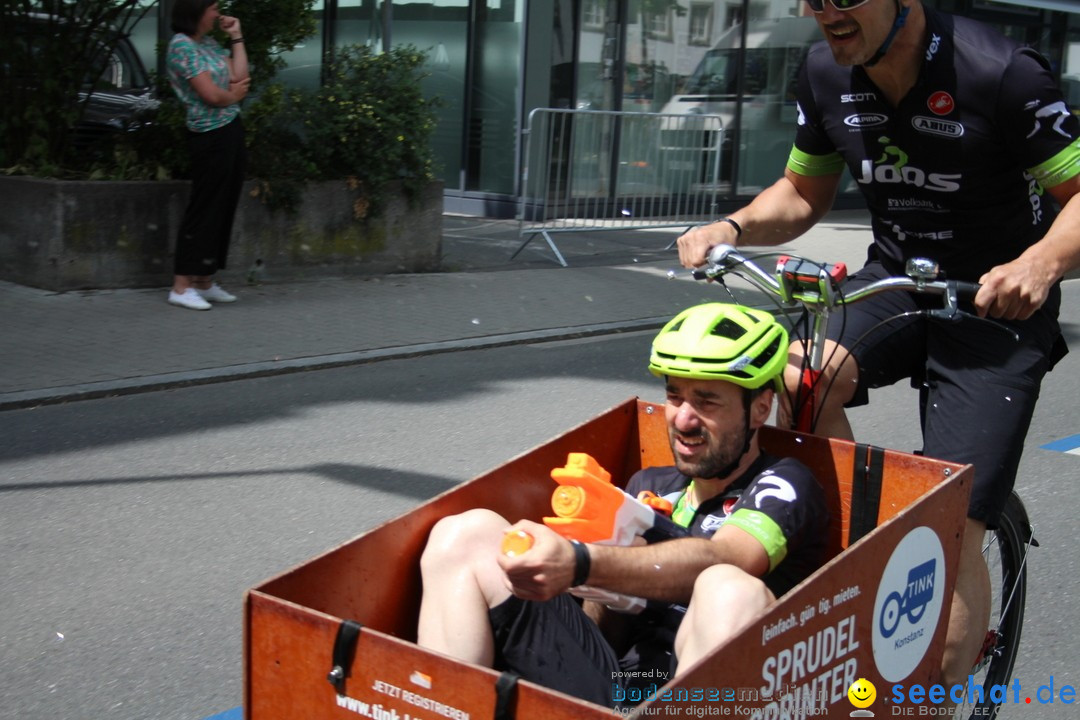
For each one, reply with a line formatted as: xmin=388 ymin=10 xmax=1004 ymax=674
xmin=697 ymin=244 xmax=982 ymax=321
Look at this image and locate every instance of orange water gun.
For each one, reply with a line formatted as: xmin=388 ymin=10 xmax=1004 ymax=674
xmin=499 ymin=453 xmax=686 ymax=613
xmin=542 ymin=453 xmax=684 ymax=546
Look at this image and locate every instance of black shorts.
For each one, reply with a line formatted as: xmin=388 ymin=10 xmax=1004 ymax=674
xmin=820 ymin=261 xmax=1065 ymax=527
xmin=489 ymin=594 xmax=622 ymax=707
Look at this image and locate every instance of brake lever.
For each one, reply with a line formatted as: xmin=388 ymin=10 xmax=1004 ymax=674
xmin=924 ymin=308 xmax=1020 ymax=342
xmin=924 ymin=279 xmax=1019 ymax=342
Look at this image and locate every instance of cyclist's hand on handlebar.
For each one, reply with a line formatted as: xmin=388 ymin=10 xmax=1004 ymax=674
xmin=975 ymin=257 xmax=1056 ymax=321
xmin=678 ymin=221 xmax=739 ymax=268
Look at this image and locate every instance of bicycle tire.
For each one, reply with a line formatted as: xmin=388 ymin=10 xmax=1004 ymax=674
xmin=959 ymin=491 xmax=1032 ymax=720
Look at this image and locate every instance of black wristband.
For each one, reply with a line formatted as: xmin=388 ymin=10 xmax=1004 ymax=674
xmin=570 ymin=540 xmax=591 ymax=587
xmin=720 ymin=216 xmax=742 ymax=240
xmin=230 ymin=37 xmax=244 ymax=45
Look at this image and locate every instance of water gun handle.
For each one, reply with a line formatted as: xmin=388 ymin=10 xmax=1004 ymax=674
xmin=569 ymin=586 xmax=646 ymax=614
xmin=499 ymin=529 xmax=646 ymax=614
xmin=500 ymin=529 xmax=534 ymax=557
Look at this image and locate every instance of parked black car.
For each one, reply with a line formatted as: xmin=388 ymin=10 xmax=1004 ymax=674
xmin=9 ymin=13 xmax=159 ymax=153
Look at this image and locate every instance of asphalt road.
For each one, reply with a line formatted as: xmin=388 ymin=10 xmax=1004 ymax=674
xmin=2 ymin=290 xmax=1079 ymax=719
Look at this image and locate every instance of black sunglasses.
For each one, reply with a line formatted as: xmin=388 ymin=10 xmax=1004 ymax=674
xmin=804 ymin=0 xmax=873 ymax=12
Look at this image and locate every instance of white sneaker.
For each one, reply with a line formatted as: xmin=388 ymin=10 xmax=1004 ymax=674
xmin=197 ymin=283 xmax=238 ymax=303
xmin=168 ymin=288 xmax=212 ymax=311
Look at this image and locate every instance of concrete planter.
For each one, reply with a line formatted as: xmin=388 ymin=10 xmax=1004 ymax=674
xmin=0 ymin=176 xmax=443 ymax=291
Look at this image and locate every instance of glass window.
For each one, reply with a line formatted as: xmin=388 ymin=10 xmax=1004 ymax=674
xmin=128 ymin=0 xmax=159 ymax=78
xmin=576 ymin=1 xmax=616 ymax=111
xmin=391 ymin=0 xmax=469 ymax=192
xmin=469 ymin=1 xmax=524 ymax=194
xmin=731 ymin=6 xmax=817 ymax=194
xmin=583 ymin=0 xmax=606 ymax=31
xmin=689 ymin=3 xmax=714 ymax=47
xmin=623 ymin=2 xmax=681 ymax=113
xmin=277 ymin=0 xmax=325 ymax=89
xmin=338 ymin=0 xmax=382 ymax=50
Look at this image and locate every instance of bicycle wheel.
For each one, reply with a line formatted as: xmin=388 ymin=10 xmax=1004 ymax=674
xmin=959 ymin=492 xmax=1033 ymax=720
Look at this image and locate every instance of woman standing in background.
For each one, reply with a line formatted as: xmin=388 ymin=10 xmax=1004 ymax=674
xmin=165 ymin=0 xmax=249 ymax=310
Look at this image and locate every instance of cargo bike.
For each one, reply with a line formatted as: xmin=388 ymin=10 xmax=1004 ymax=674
xmin=244 ymin=247 xmax=1034 ymax=720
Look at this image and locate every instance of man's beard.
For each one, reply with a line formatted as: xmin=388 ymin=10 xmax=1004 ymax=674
xmin=669 ymin=422 xmax=748 ymax=480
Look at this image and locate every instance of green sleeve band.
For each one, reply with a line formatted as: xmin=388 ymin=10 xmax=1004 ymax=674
xmin=1028 ymin=140 xmax=1080 ymax=188
xmin=726 ymin=508 xmax=788 ymax=572
xmin=786 ymin=146 xmax=846 ymax=177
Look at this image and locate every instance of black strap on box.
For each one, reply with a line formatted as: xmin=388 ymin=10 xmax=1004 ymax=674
xmin=848 ymin=443 xmax=884 ymax=546
xmin=493 ymin=671 xmax=519 ymax=720
xmin=327 ymin=619 xmax=363 ymax=694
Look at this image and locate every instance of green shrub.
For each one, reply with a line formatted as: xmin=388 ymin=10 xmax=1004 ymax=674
xmin=292 ymin=44 xmax=440 ymax=216
xmin=236 ymin=44 xmax=440 ymax=216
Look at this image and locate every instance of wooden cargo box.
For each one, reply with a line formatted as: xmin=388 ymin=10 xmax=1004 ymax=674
xmin=245 ymin=397 xmax=970 ymax=719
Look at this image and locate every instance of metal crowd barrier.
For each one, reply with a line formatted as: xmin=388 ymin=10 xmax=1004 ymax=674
xmin=514 ymin=108 xmax=724 ymax=266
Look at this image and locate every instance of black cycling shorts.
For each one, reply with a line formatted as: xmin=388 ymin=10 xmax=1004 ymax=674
xmin=489 ymin=594 xmax=622 ymax=708
xmin=820 ymin=261 xmax=1064 ymax=527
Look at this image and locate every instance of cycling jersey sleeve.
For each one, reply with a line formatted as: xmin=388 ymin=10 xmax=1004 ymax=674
xmin=787 ymin=50 xmax=846 ymax=178
xmin=725 ymin=458 xmax=828 ymax=574
xmin=998 ymin=47 xmax=1080 ymax=189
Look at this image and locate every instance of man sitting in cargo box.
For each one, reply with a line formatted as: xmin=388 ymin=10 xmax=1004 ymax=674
xmin=417 ymin=303 xmax=829 ymax=707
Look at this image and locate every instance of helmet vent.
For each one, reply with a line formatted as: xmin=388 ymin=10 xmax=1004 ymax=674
xmin=710 ymin=318 xmax=746 ymax=341
xmin=752 ymin=335 xmax=783 ymax=368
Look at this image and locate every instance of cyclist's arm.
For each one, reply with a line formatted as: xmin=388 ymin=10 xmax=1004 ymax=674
xmin=677 ymin=168 xmax=841 ymax=269
xmin=976 ymin=174 xmax=1080 ymax=320
xmin=497 ymin=520 xmax=768 ymax=605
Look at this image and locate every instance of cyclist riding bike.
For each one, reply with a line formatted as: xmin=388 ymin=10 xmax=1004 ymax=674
xmin=677 ymin=0 xmax=1080 ymax=688
xmin=416 ymin=304 xmax=828 ymax=708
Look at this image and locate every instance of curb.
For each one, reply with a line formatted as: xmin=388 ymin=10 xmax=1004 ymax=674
xmin=0 ymin=317 xmax=669 ymax=411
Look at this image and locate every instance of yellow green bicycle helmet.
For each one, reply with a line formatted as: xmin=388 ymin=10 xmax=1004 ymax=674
xmin=649 ymin=303 xmax=788 ymax=389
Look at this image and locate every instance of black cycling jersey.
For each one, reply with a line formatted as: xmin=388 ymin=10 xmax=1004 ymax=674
xmin=790 ymin=6 xmax=1080 ymax=280
xmin=626 ymin=453 xmax=828 ymax=598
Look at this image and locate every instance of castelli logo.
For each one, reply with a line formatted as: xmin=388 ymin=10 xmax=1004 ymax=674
xmin=928 ymin=91 xmax=954 ymax=115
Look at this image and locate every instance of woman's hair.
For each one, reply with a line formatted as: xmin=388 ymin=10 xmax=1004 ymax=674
xmin=171 ymin=0 xmax=217 ymax=36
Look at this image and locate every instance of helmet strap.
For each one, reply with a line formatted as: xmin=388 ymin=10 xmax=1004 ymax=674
xmin=862 ymin=1 xmax=909 ymax=68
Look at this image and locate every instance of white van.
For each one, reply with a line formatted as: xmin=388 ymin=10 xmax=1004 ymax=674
xmin=661 ymin=16 xmax=820 ymax=191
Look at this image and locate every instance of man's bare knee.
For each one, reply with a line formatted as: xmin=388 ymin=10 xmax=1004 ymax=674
xmin=421 ymin=508 xmax=507 ymax=571
xmin=676 ymin=565 xmax=774 ymax=671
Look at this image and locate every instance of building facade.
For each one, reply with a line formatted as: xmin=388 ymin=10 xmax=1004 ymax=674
xmin=130 ymin=0 xmax=1080 ymax=217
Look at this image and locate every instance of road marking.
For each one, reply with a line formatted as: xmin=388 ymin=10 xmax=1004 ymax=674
xmin=203 ymin=707 xmax=241 ymax=720
xmin=1040 ymin=434 xmax=1080 ymax=455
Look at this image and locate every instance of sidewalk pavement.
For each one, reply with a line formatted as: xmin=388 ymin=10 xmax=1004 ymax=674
xmin=0 ymin=210 xmax=875 ymax=411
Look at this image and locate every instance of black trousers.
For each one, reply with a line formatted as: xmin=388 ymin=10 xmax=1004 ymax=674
xmin=175 ymin=116 xmax=246 ymax=277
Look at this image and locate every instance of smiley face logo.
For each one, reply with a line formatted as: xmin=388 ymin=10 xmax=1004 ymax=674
xmin=848 ymin=678 xmax=877 ymax=708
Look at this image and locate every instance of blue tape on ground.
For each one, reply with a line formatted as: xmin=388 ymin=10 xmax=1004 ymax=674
xmin=203 ymin=707 xmax=242 ymax=720
xmin=1040 ymin=434 xmax=1080 ymax=453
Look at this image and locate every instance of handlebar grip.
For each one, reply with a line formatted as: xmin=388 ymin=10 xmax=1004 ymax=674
xmin=953 ymin=281 xmax=981 ymax=303
xmin=705 ymin=243 xmax=738 ymax=267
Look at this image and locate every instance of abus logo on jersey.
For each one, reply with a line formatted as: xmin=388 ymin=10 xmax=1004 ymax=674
xmin=857 ymin=136 xmax=961 ymax=193
xmin=845 ymin=113 xmax=889 ymax=129
xmin=912 ymin=116 xmax=964 ymax=138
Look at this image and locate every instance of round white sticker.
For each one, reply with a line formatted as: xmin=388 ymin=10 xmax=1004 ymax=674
xmin=871 ymin=525 xmax=946 ymax=682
